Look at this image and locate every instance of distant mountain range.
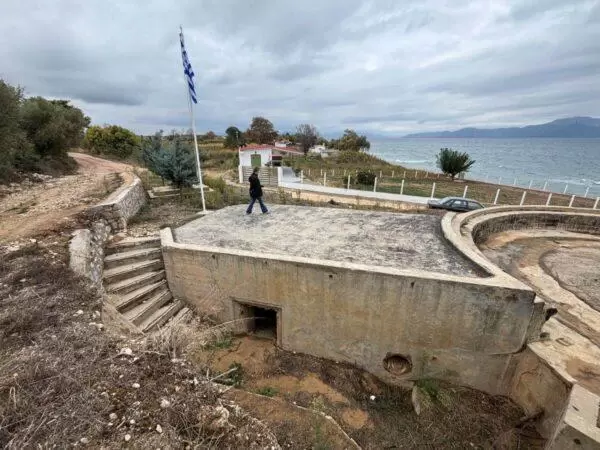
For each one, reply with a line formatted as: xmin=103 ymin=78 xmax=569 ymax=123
xmin=404 ymin=117 xmax=600 ymax=138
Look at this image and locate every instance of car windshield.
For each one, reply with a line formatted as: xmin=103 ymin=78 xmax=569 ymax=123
xmin=439 ymin=197 xmax=455 ymax=204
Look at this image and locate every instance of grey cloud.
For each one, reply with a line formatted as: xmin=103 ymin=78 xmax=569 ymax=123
xmin=1 ymin=0 xmax=598 ymax=136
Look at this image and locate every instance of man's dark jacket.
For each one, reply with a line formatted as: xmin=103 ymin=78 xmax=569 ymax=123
xmin=249 ymin=173 xmax=263 ymax=199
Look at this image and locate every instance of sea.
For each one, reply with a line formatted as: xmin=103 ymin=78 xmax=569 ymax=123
xmin=370 ymin=138 xmax=600 ymax=198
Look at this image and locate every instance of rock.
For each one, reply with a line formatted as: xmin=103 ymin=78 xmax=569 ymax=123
xmin=132 ymin=383 xmax=140 ymax=389
xmin=160 ymin=399 xmax=171 ymax=409
xmin=156 ymin=424 xmax=163 ymax=434
xmin=119 ymin=347 xmax=133 ymax=356
xmin=75 ymin=310 xmax=84 ymax=316
xmin=124 ymin=434 xmax=131 ymax=442
xmin=198 ymin=405 xmax=232 ymax=431
xmin=369 ymin=395 xmax=376 ymax=401
xmin=129 ymin=419 xmax=135 ymax=425
xmin=411 ymin=385 xmax=421 ymax=416
xmin=80 ymin=437 xmax=89 ymax=444
xmin=109 ymin=413 xmax=118 ymax=420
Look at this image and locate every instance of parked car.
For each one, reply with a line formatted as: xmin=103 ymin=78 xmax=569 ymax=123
xmin=427 ymin=197 xmax=484 ymax=212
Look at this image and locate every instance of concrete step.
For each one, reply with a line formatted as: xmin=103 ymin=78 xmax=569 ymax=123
xmin=168 ymin=306 xmax=192 ymax=328
xmin=124 ymin=288 xmax=173 ymax=326
xmin=105 ymin=236 xmax=160 ymax=255
xmin=104 ymin=247 xmax=162 ymax=270
xmin=105 ymin=270 xmax=166 ymax=295
xmin=140 ymin=299 xmax=183 ymax=333
xmin=103 ymin=259 xmax=164 ymax=285
xmin=112 ymin=280 xmax=168 ymax=312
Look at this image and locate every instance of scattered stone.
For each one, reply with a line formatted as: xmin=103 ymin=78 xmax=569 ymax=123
xmin=132 ymin=383 xmax=140 ymax=389
xmin=156 ymin=424 xmax=163 ymax=434
xmin=129 ymin=419 xmax=135 ymax=425
xmin=119 ymin=347 xmax=133 ymax=356
xmin=75 ymin=310 xmax=84 ymax=316
xmin=109 ymin=413 xmax=118 ymax=420
xmin=79 ymin=437 xmax=89 ymax=444
xmin=160 ymin=399 xmax=171 ymax=409
xmin=124 ymin=434 xmax=131 ymax=442
xmin=369 ymin=395 xmax=376 ymax=401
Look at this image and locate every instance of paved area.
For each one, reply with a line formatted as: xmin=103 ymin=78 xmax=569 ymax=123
xmin=279 ymin=181 xmax=431 ymax=205
xmin=174 ymin=205 xmax=481 ymax=276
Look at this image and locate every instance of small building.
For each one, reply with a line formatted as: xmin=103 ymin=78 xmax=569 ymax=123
xmin=309 ymin=144 xmax=336 ymax=158
xmin=238 ymin=144 xmax=302 ymax=168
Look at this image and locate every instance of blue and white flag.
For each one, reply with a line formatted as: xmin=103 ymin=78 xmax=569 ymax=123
xmin=180 ymin=30 xmax=197 ymax=104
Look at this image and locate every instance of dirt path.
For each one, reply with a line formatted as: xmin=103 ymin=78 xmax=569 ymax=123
xmin=0 ymin=152 xmax=130 ymax=245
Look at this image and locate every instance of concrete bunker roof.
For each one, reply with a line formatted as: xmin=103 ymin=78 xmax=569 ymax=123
xmin=174 ymin=205 xmax=483 ymax=277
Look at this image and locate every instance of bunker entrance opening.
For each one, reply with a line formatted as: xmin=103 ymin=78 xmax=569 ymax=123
xmin=238 ymin=303 xmax=278 ymax=341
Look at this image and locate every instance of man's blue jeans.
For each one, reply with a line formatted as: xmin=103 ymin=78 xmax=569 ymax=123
xmin=246 ymin=196 xmax=268 ymax=214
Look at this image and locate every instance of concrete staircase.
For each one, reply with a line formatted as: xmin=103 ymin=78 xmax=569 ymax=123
xmin=103 ymin=236 xmax=190 ymax=333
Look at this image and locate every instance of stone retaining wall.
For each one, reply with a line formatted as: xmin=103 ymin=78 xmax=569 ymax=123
xmin=85 ymin=174 xmax=146 ymax=232
xmin=69 ymin=172 xmax=147 ymax=285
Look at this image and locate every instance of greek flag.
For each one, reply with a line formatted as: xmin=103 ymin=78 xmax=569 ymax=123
xmin=180 ymin=30 xmax=197 ymax=104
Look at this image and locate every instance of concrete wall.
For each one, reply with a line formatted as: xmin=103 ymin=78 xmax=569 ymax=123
xmin=161 ymin=228 xmax=537 ymax=394
xmin=85 ymin=174 xmax=147 ymax=232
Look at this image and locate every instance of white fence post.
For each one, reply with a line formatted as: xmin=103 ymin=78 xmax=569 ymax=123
xmin=493 ymin=189 xmax=501 ymax=205
xmin=400 ymin=179 xmax=405 ymax=195
xmin=563 ymin=184 xmax=569 ymax=194
xmin=403 ymin=170 xmax=406 ymax=179
xmin=277 ymin=166 xmax=283 ymax=186
xmin=415 ymin=170 xmax=419 ymax=178
xmin=528 ymin=180 xmax=533 ymax=189
xmin=594 ymin=197 xmax=599 ymax=209
xmin=463 ymin=185 xmax=468 ymax=198
xmin=373 ymin=177 xmax=378 ymax=192
xmin=543 ymin=180 xmax=548 ymax=191
xmin=300 ymin=170 xmax=304 ymax=184
xmin=546 ymin=193 xmax=552 ymax=206
xmin=238 ymin=165 xmax=243 ymax=184
xmin=513 ymin=178 xmax=517 ymax=186
xmin=431 ymin=182 xmax=436 ymax=199
xmin=520 ymin=191 xmax=527 ymax=206
xmin=323 ymin=172 xmax=327 ymax=186
xmin=584 ymin=186 xmax=590 ymax=198
xmin=308 ymin=168 xmax=311 ymax=176
xmin=332 ymin=169 xmax=335 ymax=176
xmin=347 ymin=175 xmax=351 ymax=190
xmin=379 ymin=170 xmax=382 ymax=179
xmin=569 ymin=195 xmax=575 ymax=207
xmin=498 ymin=177 xmax=502 ymax=184
xmin=392 ymin=170 xmax=395 ymax=178
xmin=320 ymin=168 xmax=323 ymax=176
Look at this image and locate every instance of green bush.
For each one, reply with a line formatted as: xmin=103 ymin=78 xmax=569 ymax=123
xmin=20 ymin=98 xmax=89 ymax=157
xmin=83 ymin=125 xmax=140 ymax=159
xmin=355 ymin=170 xmax=376 ymax=186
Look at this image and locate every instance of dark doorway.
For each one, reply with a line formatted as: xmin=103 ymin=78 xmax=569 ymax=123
xmin=250 ymin=306 xmax=277 ymax=340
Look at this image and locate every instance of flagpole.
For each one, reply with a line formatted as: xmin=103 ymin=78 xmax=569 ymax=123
xmin=180 ymin=27 xmax=206 ymax=213
xmin=187 ymin=92 xmax=207 ymax=212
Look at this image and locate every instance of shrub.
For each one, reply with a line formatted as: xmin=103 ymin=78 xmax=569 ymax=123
xmin=356 ymin=170 xmax=376 ymax=186
xmin=83 ymin=125 xmax=140 ymax=159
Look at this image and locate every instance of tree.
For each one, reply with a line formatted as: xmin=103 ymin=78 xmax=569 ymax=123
xmin=0 ymin=80 xmax=33 ymax=178
xmin=204 ymin=130 xmax=217 ymax=140
xmin=332 ymin=129 xmax=370 ymax=152
xmin=295 ymin=124 xmax=318 ymax=154
xmin=83 ymin=125 xmax=141 ymax=159
xmin=246 ymin=116 xmax=277 ymax=144
xmin=20 ymin=97 xmax=90 ymax=157
xmin=436 ymin=148 xmax=476 ymax=180
xmin=224 ymin=126 xmax=245 ymax=149
xmin=143 ymin=134 xmax=197 ymax=188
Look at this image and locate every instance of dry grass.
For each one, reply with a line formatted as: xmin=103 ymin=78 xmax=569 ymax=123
xmin=0 ymin=241 xmax=277 ymax=448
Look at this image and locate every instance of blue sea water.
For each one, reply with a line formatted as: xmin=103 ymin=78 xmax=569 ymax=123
xmin=370 ymin=138 xmax=600 ymax=197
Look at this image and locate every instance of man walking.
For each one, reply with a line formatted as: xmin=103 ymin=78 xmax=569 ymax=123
xmin=246 ymin=167 xmax=269 ymax=214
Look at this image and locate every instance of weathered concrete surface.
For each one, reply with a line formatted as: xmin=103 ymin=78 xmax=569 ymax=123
xmin=69 ymin=220 xmax=112 ymax=287
xmin=450 ymin=207 xmax=600 ymax=449
xmin=162 ymin=225 xmax=537 ymax=394
xmin=174 ymin=205 xmax=481 ymax=277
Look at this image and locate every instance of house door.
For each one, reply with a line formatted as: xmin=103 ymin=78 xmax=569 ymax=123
xmin=250 ymin=153 xmax=262 ymax=167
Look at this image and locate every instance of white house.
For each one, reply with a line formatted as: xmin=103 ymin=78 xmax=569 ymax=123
xmin=238 ymin=144 xmax=302 ymax=167
xmin=309 ymin=145 xmax=336 ymax=158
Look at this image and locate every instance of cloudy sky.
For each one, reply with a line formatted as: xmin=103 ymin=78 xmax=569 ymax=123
xmin=1 ymin=0 xmax=599 ymax=136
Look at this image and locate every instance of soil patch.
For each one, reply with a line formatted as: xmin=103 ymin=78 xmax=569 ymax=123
xmin=192 ymin=336 xmax=544 ymax=449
